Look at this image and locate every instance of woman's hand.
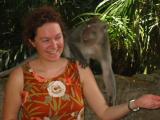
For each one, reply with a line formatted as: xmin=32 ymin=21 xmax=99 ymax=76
xmin=135 ymin=94 xmax=160 ymax=109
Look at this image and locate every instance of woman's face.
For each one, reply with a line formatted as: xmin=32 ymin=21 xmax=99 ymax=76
xmin=30 ymin=22 xmax=64 ymax=61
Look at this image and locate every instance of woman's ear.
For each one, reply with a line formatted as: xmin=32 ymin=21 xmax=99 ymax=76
xmin=29 ymin=39 xmax=36 ymax=47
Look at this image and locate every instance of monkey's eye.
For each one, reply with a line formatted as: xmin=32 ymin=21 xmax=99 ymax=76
xmin=90 ymin=31 xmax=97 ymax=39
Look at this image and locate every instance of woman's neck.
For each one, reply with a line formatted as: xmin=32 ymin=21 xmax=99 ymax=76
xmin=29 ymin=57 xmax=68 ymax=79
xmin=31 ymin=56 xmax=67 ymax=71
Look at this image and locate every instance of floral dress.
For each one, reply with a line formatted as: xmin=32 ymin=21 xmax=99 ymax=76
xmin=20 ymin=60 xmax=84 ymax=120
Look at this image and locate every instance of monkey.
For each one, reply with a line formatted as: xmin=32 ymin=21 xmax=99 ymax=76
xmin=63 ymin=17 xmax=116 ymax=105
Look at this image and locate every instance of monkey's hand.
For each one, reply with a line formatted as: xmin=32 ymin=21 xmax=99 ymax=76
xmin=78 ymin=60 xmax=89 ymax=68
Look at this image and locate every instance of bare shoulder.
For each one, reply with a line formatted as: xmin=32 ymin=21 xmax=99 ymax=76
xmin=76 ymin=61 xmax=95 ymax=83
xmin=9 ymin=66 xmax=23 ymax=79
xmin=6 ymin=66 xmax=24 ymax=91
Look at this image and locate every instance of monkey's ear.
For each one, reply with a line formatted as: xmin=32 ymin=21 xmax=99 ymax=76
xmin=102 ymin=22 xmax=108 ymax=31
xmin=102 ymin=24 xmax=107 ymax=32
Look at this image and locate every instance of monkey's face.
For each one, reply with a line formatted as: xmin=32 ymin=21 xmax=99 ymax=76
xmin=82 ymin=22 xmax=107 ymax=46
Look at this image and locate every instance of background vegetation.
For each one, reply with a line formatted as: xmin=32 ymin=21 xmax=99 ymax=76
xmin=0 ymin=0 xmax=160 ymax=76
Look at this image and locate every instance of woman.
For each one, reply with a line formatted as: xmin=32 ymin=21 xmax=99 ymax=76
xmin=3 ymin=6 xmax=160 ymax=120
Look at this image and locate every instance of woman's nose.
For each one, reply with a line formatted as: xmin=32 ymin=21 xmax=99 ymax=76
xmin=50 ymin=39 xmax=57 ymax=48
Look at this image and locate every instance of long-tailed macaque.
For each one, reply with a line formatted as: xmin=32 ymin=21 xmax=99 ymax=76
xmin=63 ymin=17 xmax=116 ymax=105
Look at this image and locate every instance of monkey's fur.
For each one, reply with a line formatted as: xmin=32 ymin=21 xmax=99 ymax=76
xmin=63 ymin=17 xmax=116 ymax=105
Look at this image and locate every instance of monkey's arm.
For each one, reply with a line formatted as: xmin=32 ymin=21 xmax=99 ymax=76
xmin=100 ymin=59 xmax=116 ymax=106
xmin=100 ymin=40 xmax=116 ymax=105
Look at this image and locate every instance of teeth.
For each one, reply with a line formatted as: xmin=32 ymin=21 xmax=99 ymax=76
xmin=50 ymin=51 xmax=56 ymax=53
xmin=48 ymin=50 xmax=57 ymax=54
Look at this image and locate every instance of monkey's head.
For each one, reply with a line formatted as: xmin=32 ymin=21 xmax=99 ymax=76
xmin=82 ymin=17 xmax=107 ymax=46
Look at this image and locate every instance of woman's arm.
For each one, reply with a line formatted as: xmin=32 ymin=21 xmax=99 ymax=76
xmin=3 ymin=67 xmax=24 ymax=120
xmin=78 ymin=65 xmax=160 ymax=120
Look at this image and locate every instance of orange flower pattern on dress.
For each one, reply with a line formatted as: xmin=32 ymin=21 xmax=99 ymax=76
xmin=20 ymin=60 xmax=84 ymax=120
xmin=30 ymin=69 xmax=48 ymax=83
xmin=30 ymin=117 xmax=42 ymax=120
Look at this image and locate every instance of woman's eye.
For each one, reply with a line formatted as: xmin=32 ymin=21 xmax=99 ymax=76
xmin=55 ymin=35 xmax=62 ymax=41
xmin=42 ymin=39 xmax=49 ymax=42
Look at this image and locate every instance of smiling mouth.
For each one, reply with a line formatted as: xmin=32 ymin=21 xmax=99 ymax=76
xmin=49 ymin=51 xmax=57 ymax=54
xmin=47 ymin=50 xmax=62 ymax=56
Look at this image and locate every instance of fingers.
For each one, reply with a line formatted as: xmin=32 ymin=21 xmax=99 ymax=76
xmin=145 ymin=94 xmax=160 ymax=109
xmin=152 ymin=96 xmax=160 ymax=109
xmin=150 ymin=101 xmax=160 ymax=109
xmin=152 ymin=95 xmax=160 ymax=100
xmin=143 ymin=94 xmax=160 ymax=100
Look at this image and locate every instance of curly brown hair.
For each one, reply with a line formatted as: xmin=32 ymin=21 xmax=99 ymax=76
xmin=22 ymin=5 xmax=66 ymax=47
